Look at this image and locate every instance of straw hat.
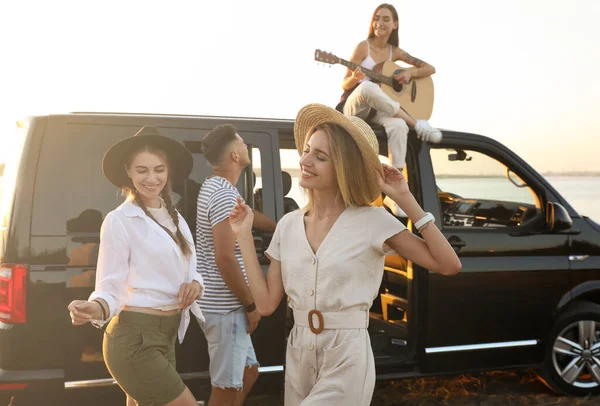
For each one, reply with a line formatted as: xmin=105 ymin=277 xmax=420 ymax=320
xmin=294 ymin=103 xmax=379 ymax=157
xmin=294 ymin=103 xmax=383 ymax=203
xmin=102 ymin=126 xmax=193 ymax=189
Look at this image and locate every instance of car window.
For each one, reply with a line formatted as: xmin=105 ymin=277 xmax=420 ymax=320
xmin=32 ymin=124 xmax=131 ymax=236
xmin=0 ymin=122 xmax=29 ymax=262
xmin=33 ymin=122 xmax=273 ymax=237
xmin=430 ymin=148 xmax=541 ymax=229
xmin=279 ymin=148 xmax=307 ymax=212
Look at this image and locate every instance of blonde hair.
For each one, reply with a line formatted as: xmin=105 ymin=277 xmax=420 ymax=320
xmin=124 ymin=145 xmax=192 ymax=258
xmin=302 ymin=123 xmax=382 ymax=213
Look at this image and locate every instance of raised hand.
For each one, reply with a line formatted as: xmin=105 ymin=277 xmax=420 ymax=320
xmin=376 ymin=164 xmax=410 ymax=200
xmin=229 ymin=197 xmax=254 ymax=237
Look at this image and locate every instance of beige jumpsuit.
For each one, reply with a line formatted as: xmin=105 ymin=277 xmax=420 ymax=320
xmin=265 ymin=206 xmax=406 ymax=405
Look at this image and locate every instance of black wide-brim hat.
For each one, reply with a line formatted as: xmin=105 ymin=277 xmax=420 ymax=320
xmin=102 ymin=126 xmax=193 ymax=189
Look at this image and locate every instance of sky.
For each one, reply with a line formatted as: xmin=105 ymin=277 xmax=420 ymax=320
xmin=0 ymin=0 xmax=598 ymax=173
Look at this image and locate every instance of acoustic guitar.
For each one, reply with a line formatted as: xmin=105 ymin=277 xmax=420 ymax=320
xmin=314 ymin=49 xmax=434 ymax=120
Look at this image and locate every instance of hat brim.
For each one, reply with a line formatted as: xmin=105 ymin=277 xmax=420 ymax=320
xmin=102 ymin=133 xmax=193 ymax=189
xmin=294 ymin=103 xmax=379 ymax=157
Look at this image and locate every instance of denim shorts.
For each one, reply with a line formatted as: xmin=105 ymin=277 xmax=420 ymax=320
xmin=198 ymin=307 xmax=259 ymax=389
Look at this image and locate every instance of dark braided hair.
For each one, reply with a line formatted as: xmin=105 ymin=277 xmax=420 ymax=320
xmin=124 ymin=145 xmax=192 ymax=258
xmin=161 ymin=180 xmax=192 ymax=257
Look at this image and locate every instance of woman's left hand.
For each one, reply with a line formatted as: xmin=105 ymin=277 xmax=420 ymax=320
xmin=178 ymin=281 xmax=202 ymax=308
xmin=376 ymin=164 xmax=410 ymax=199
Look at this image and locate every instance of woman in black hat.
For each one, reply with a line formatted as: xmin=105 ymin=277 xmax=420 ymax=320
xmin=67 ymin=126 xmax=205 ymax=406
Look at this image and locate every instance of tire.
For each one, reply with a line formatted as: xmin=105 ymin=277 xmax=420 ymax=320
xmin=541 ymin=301 xmax=600 ymax=396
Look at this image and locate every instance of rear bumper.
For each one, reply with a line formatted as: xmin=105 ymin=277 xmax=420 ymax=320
xmin=0 ymin=368 xmax=65 ymax=403
xmin=0 ymin=369 xmax=65 ymax=405
xmin=0 ymin=367 xmax=63 ymax=384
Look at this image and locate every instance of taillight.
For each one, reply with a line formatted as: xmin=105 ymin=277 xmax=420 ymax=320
xmin=0 ymin=264 xmax=27 ymax=323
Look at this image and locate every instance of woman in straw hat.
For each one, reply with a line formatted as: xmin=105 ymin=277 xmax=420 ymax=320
xmin=229 ymin=104 xmax=461 ymax=405
xmin=67 ymin=126 xmax=205 ymax=406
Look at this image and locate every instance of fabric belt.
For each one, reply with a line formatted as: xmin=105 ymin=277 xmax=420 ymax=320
xmin=293 ymin=309 xmax=369 ymax=334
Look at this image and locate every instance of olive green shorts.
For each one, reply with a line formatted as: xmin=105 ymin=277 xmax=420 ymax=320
xmin=103 ymin=311 xmax=185 ymax=406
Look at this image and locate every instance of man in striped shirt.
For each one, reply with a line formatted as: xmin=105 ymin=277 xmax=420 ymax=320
xmin=195 ymin=124 xmax=276 ymax=406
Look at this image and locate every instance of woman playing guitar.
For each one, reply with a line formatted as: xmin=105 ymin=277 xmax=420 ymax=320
xmin=342 ymin=3 xmax=441 ymax=215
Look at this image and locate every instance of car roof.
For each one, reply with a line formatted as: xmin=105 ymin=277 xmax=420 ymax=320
xmin=33 ymin=111 xmax=500 ymax=150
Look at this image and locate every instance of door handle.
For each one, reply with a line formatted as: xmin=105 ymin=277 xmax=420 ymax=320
xmin=569 ymin=255 xmax=589 ymax=262
xmin=447 ymin=236 xmax=466 ymax=251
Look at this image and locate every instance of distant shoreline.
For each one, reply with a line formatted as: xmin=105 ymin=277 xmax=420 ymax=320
xmin=540 ymin=172 xmax=600 ymax=177
xmin=259 ymin=169 xmax=600 ymax=179
xmin=435 ymin=173 xmax=600 ymax=178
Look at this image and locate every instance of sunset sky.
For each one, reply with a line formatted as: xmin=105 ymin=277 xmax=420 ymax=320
xmin=0 ymin=0 xmax=598 ymax=173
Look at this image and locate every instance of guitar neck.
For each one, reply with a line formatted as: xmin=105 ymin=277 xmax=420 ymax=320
xmin=338 ymin=58 xmax=393 ymax=86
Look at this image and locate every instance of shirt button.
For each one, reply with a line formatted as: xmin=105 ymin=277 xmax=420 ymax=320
xmin=308 ymin=343 xmax=314 ymax=350
xmin=309 ymin=366 xmax=316 ymax=374
xmin=311 ymin=258 xmax=316 ymax=265
xmin=309 ymin=288 xmax=314 ymax=296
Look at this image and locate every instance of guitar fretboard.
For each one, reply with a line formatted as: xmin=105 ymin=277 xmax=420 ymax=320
xmin=338 ymin=58 xmax=394 ymax=86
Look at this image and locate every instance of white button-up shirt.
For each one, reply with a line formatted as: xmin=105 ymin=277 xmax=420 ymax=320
xmin=89 ymin=200 xmax=205 ymax=343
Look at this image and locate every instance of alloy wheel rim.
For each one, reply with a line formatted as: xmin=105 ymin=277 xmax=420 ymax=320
xmin=552 ymin=320 xmax=600 ymax=389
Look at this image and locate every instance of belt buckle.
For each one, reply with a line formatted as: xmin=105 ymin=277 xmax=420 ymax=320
xmin=308 ymin=309 xmax=324 ymax=334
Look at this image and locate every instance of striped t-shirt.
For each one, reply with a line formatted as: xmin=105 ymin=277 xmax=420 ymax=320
xmin=196 ymin=176 xmax=247 ymax=313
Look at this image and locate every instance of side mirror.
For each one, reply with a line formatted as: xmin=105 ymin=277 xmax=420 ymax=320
xmin=546 ymin=202 xmax=573 ymax=232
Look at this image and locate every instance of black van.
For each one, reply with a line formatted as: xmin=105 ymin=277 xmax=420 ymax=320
xmin=0 ymin=112 xmax=599 ymax=404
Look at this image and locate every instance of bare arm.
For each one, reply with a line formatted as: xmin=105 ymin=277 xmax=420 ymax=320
xmin=252 ymin=210 xmax=277 ymax=233
xmin=230 ymin=199 xmax=285 ymax=316
xmin=394 ymin=48 xmax=436 ymax=78
xmin=342 ymin=42 xmax=368 ymax=91
xmin=212 ymin=219 xmax=254 ymax=306
xmin=237 ymin=232 xmax=285 ymax=316
xmin=385 ymin=193 xmax=461 ymax=275
xmin=377 ymin=164 xmax=460 ymax=275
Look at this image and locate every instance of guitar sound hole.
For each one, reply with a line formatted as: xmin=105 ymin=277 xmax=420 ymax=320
xmin=392 ymin=81 xmax=404 ymax=93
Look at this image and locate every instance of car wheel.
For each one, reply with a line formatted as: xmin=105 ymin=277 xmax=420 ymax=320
xmin=542 ymin=301 xmax=600 ymax=396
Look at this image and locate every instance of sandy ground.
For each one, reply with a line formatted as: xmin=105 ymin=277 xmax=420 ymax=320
xmin=244 ymin=369 xmax=599 ymax=406
xmin=51 ymin=368 xmax=598 ymax=405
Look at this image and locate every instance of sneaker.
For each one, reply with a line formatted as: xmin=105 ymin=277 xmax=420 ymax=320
xmin=414 ymin=120 xmax=443 ymax=143
xmin=414 ymin=120 xmax=431 ymax=141
xmin=383 ymin=195 xmax=408 ymax=217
